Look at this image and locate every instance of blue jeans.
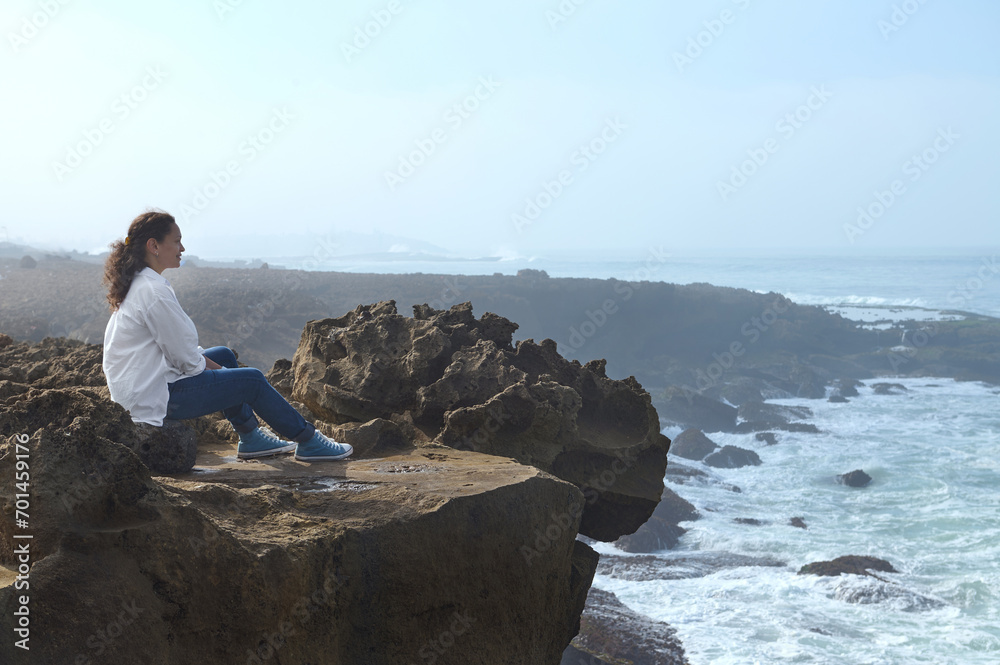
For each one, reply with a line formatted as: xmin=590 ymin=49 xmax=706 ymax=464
xmin=166 ymin=346 xmax=316 ymax=443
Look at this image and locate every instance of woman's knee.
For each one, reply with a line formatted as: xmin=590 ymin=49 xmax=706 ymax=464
xmin=205 ymin=346 xmax=239 ymax=368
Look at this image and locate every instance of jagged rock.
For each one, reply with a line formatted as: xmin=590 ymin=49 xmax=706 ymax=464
xmin=668 ymin=429 xmax=718 ymax=461
xmin=755 ymin=432 xmax=778 ymax=445
xmin=0 ymin=333 xmax=12 ymax=349
xmin=734 ymin=517 xmax=764 ymax=526
xmin=561 ymin=645 xmax=615 ymax=665
xmin=837 ymin=469 xmax=872 ymax=487
xmin=872 ymin=382 xmax=908 ymax=395
xmin=571 ymin=588 xmax=689 ymax=665
xmin=737 ymin=401 xmax=812 ymax=428
xmin=614 ymin=488 xmax=699 ymax=553
xmin=833 ymin=378 xmax=861 ymax=397
xmin=798 ymin=555 xmax=897 ymax=577
xmin=828 ymin=395 xmax=849 ymax=403
xmin=789 ymin=517 xmax=808 ymax=529
xmin=715 ymin=377 xmax=764 ymax=406
xmin=663 ymin=461 xmax=742 ymax=493
xmin=279 ymin=301 xmax=671 ymax=542
xmin=19 ymin=255 xmax=36 ymax=269
xmin=704 ymin=445 xmax=761 ymax=469
xmin=132 ymin=420 xmax=199 ymax=474
xmin=833 ymin=578 xmax=945 ymax=611
xmin=658 ymin=386 xmax=737 ymax=433
xmin=0 ymin=426 xmax=598 ymax=664
xmin=0 ymin=336 xmax=106 ymax=388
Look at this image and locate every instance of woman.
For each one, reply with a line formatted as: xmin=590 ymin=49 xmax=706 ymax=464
xmin=101 ymin=210 xmax=352 ymax=462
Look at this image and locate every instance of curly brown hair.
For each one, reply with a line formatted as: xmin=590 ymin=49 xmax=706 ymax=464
xmin=103 ymin=210 xmax=177 ymax=311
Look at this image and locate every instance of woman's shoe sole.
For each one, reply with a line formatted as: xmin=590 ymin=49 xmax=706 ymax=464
xmin=238 ymin=443 xmax=296 ymax=459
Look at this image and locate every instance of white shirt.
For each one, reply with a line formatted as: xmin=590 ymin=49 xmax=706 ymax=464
xmin=103 ymin=267 xmax=206 ymax=426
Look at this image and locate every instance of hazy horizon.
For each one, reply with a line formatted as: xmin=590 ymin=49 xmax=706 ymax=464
xmin=2 ymin=1 xmax=998 ymax=258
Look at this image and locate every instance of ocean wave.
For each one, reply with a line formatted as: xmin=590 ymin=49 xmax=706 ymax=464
xmin=783 ymin=293 xmax=931 ymax=308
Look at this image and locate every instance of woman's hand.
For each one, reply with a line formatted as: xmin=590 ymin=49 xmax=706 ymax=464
xmin=204 ymin=356 xmax=223 ymax=370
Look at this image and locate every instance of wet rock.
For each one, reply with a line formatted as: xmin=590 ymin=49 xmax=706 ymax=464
xmin=733 ymin=420 xmax=821 ymax=434
xmin=798 ymin=555 xmax=897 ymax=577
xmin=132 ymin=420 xmax=199 ymax=474
xmin=789 ymin=517 xmax=808 ymax=529
xmin=669 ymin=428 xmax=718 ymax=461
xmin=571 ymin=588 xmax=689 ymax=665
xmin=873 ymin=382 xmax=908 ymax=395
xmin=833 ymin=378 xmax=862 ymax=397
xmin=663 ymin=462 xmax=741 ymax=493
xmin=828 ymin=395 xmax=849 ymax=403
xmin=833 ymin=578 xmax=945 ymax=611
xmin=715 ymin=377 xmax=764 ymax=406
xmin=734 ymin=517 xmax=764 ymax=526
xmin=280 ymin=301 xmax=671 ymax=542
xmin=837 ymin=469 xmax=872 ymax=487
xmin=561 ymin=645 xmax=615 ymax=664
xmin=658 ymin=386 xmax=737 ymax=433
xmin=704 ymin=445 xmax=761 ymax=469
xmin=737 ymin=401 xmax=813 ymax=428
xmin=614 ymin=488 xmax=700 ymax=553
xmin=755 ymin=432 xmax=778 ymax=446
xmin=598 ymin=552 xmax=786 ymax=582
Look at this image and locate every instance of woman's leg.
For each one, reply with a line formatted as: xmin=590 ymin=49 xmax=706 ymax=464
xmin=198 ymin=347 xmax=256 ymax=430
xmin=203 ymin=346 xmax=239 ymax=369
xmin=167 ymin=367 xmax=316 ymax=443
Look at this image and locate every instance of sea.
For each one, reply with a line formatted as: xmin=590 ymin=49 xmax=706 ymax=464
xmin=284 ymin=250 xmax=1000 ymax=664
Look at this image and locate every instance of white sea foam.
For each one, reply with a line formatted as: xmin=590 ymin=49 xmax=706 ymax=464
xmin=597 ymin=379 xmax=1000 ymax=664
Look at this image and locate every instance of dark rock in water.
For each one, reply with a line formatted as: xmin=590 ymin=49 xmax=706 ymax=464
xmin=734 ymin=517 xmax=764 ymax=526
xmin=828 ymin=395 xmax=849 ymax=403
xmin=833 ymin=378 xmax=862 ymax=397
xmin=614 ymin=520 xmax=687 ymax=553
xmin=561 ymin=645 xmax=615 ymax=665
xmin=571 ymin=588 xmax=689 ymax=665
xmin=659 ymin=386 xmax=737 ymax=433
xmin=755 ymin=432 xmax=778 ymax=446
xmin=833 ymin=578 xmax=945 ymax=611
xmin=614 ymin=488 xmax=699 ymax=553
xmin=663 ymin=461 xmax=742 ymax=493
xmin=789 ymin=517 xmax=808 ymax=529
xmin=873 ymin=382 xmax=908 ymax=395
xmin=798 ymin=555 xmax=897 ymax=577
xmin=733 ymin=420 xmax=820 ymax=434
xmin=716 ymin=378 xmax=764 ymax=406
xmin=704 ymin=445 xmax=761 ymax=469
xmin=737 ymin=401 xmax=813 ymax=427
xmin=837 ymin=469 xmax=872 ymax=487
xmin=669 ymin=428 xmax=719 ymax=461
xmin=279 ymin=301 xmax=671 ymax=542
xmin=132 ymin=420 xmax=199 ymax=474
xmin=598 ymin=552 xmax=786 ymax=582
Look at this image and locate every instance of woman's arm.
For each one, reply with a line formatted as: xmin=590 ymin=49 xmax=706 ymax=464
xmin=144 ymin=298 xmax=207 ymax=376
xmin=205 ymin=356 xmax=222 ymax=370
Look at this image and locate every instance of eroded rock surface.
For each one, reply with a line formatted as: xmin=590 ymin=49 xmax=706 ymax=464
xmin=275 ymin=301 xmax=671 ymax=541
xmin=1 ymin=427 xmax=596 ymax=665
xmin=570 ymin=588 xmax=689 ymax=665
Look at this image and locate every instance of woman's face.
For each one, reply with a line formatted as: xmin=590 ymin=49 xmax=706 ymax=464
xmin=149 ymin=223 xmax=185 ymax=271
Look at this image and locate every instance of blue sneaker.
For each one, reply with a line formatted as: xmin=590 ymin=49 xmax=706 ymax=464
xmin=237 ymin=427 xmax=296 ymax=459
xmin=295 ymin=430 xmax=353 ymax=462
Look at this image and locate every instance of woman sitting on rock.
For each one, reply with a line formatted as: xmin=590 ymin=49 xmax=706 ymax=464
xmin=101 ymin=210 xmax=352 ymax=462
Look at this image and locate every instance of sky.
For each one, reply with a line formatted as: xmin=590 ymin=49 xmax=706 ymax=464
xmin=1 ymin=0 xmax=998 ymax=259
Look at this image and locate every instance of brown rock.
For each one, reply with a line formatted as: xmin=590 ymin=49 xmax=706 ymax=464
xmin=0 ymin=425 xmax=598 ymax=664
xmin=281 ymin=301 xmax=671 ymax=542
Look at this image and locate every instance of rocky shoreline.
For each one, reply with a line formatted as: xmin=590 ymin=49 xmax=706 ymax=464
xmin=0 ymin=303 xmax=677 ymax=664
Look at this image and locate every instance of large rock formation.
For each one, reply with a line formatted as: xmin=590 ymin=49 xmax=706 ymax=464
xmin=0 ymin=318 xmax=673 ymax=664
xmin=0 ymin=426 xmax=596 ymax=664
xmin=273 ymin=301 xmax=672 ymax=542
